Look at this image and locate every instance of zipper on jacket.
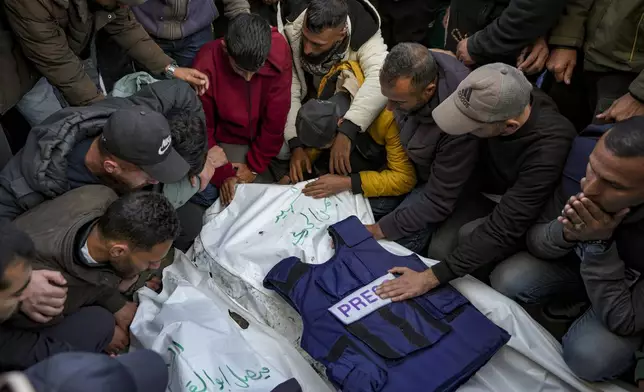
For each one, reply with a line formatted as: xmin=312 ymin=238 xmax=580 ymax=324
xmin=630 ymin=13 xmax=644 ymax=62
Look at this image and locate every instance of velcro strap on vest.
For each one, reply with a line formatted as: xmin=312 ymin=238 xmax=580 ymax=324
xmin=377 ymin=307 xmax=433 ymax=349
xmin=346 ymin=322 xmax=402 ymax=359
xmin=328 ymin=215 xmax=373 ymax=248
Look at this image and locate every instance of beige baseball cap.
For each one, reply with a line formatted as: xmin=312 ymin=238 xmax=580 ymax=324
xmin=432 ymin=63 xmax=533 ymax=135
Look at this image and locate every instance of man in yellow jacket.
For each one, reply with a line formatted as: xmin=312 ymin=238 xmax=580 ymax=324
xmin=290 ymin=61 xmax=416 ymax=201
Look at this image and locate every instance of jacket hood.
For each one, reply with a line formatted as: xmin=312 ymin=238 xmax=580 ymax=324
xmin=404 ymin=51 xmax=469 ymax=125
xmin=19 ymin=106 xmax=116 ymax=197
xmin=432 ymin=51 xmax=471 ymax=104
xmin=286 ymin=0 xmax=381 ymax=51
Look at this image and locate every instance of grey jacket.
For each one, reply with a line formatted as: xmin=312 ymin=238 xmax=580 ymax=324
xmin=528 ymin=202 xmax=644 ymax=336
xmin=0 ymin=80 xmax=204 ymax=221
xmin=378 ymin=51 xmax=480 ymax=240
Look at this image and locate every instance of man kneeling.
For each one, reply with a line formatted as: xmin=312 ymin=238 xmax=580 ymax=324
xmin=5 ymin=185 xmax=180 ymax=357
xmin=292 ymin=61 xmax=417 ymax=201
xmin=491 ymin=117 xmax=644 ymax=382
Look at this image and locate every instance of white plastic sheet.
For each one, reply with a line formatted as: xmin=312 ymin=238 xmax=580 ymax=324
xmin=130 ymin=250 xmax=333 ymax=392
xmin=192 ymin=183 xmax=632 ymax=392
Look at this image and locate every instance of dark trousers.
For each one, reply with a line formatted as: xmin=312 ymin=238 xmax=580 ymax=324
xmin=174 ymin=201 xmax=208 ymax=252
xmin=213 ymin=0 xmax=279 ymax=38
xmin=155 ymin=26 xmax=214 ymax=67
xmin=95 ymin=26 xmax=213 ymax=93
xmin=585 ymin=71 xmax=638 ymax=119
xmin=427 ymin=191 xmax=496 ymax=262
xmin=543 ymin=60 xmax=638 ymax=131
xmin=373 ymin=0 xmax=448 ymax=48
xmin=0 ymin=307 xmax=115 ymax=371
xmin=0 ymin=125 xmax=12 ymax=170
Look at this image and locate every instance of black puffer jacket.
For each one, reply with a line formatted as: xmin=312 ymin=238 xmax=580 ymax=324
xmin=445 ymin=0 xmax=566 ymax=65
xmin=0 ymin=80 xmax=204 ymax=221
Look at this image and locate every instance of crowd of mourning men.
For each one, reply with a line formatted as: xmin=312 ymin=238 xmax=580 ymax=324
xmin=0 ymin=0 xmax=644 ymax=389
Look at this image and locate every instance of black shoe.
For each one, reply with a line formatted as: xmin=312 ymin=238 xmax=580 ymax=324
xmin=542 ymin=300 xmax=589 ymax=323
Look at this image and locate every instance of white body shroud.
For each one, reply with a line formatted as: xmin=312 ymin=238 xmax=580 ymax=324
xmin=137 ymin=183 xmax=632 ymax=392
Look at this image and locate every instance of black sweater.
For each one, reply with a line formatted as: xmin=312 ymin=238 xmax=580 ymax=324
xmin=446 ymin=0 xmax=566 ymax=65
xmin=432 ymin=89 xmax=577 ymax=283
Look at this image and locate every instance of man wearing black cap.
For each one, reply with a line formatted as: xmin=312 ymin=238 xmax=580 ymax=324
xmin=3 ymin=0 xmax=210 ymax=107
xmin=0 ymin=80 xmax=205 ymax=222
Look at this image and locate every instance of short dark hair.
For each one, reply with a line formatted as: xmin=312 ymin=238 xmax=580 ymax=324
xmin=305 ymin=0 xmax=348 ymax=34
xmin=380 ymin=43 xmax=438 ymax=92
xmin=225 ymin=13 xmax=272 ymax=72
xmin=0 ymin=223 xmax=34 ymax=290
xmin=604 ymin=116 xmax=644 ymax=158
xmin=168 ymin=111 xmax=207 ymax=177
xmin=97 ymin=192 xmax=181 ymax=250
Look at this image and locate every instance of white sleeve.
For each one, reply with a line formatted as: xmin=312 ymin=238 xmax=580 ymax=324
xmin=343 ymin=30 xmax=388 ymax=131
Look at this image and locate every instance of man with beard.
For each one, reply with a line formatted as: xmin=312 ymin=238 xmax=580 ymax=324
xmin=375 ymin=64 xmax=576 ymax=303
xmin=490 ymin=117 xmax=644 ymax=382
xmin=284 ymin=0 xmax=389 ymax=183
xmin=0 ymin=80 xmax=213 ymax=223
xmin=4 ymin=186 xmax=180 ymax=363
xmin=364 ymin=43 xmax=479 ymax=254
xmin=0 ymin=222 xmax=116 ymax=371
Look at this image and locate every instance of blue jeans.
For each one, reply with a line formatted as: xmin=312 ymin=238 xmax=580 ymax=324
xmin=370 ymin=188 xmax=437 ymax=254
xmin=491 ymin=252 xmax=643 ymax=381
xmin=155 ymin=27 xmax=213 ymax=67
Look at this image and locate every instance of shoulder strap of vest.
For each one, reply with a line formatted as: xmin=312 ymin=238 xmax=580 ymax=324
xmin=328 ymin=216 xmax=373 ymax=248
xmin=263 ymin=256 xmax=311 ymax=295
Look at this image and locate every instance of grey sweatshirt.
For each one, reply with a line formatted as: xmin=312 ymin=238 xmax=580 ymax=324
xmin=528 ymin=214 xmax=644 ymax=336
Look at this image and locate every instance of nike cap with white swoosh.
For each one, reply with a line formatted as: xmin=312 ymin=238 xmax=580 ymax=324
xmin=101 ymin=105 xmax=189 ymax=184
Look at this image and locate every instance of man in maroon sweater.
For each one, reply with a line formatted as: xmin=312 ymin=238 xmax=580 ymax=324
xmin=193 ymin=13 xmax=292 ymax=204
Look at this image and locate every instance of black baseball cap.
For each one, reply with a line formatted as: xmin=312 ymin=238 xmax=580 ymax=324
xmin=296 ymin=92 xmax=351 ymax=149
xmin=101 ymin=106 xmax=189 ymax=184
xmin=25 ymin=350 xmax=169 ymax=392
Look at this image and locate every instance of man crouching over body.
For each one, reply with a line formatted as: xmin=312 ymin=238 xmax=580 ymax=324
xmin=4 ymin=185 xmax=180 ymax=358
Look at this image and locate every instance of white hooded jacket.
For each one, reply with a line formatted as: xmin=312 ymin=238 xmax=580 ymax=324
xmin=280 ymin=0 xmax=388 ymax=146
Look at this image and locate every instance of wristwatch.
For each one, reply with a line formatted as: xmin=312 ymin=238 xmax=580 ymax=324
xmin=164 ymin=63 xmax=178 ymax=79
xmin=582 ymin=239 xmax=614 ymax=253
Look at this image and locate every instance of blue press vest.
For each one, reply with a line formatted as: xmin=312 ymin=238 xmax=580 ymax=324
xmin=264 ymin=216 xmax=510 ymax=392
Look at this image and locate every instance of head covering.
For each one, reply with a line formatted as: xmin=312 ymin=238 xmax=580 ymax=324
xmin=101 ymin=105 xmax=189 ymax=184
xmin=25 ymin=350 xmax=169 ymax=392
xmin=296 ymin=92 xmax=351 ymax=148
xmin=432 ymin=63 xmax=533 ymax=135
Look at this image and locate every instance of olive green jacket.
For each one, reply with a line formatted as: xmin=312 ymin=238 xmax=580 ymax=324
xmin=549 ymin=0 xmax=644 ymax=99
